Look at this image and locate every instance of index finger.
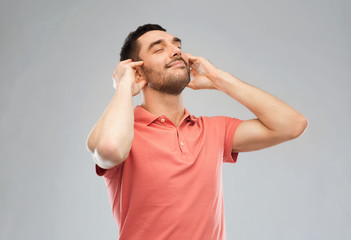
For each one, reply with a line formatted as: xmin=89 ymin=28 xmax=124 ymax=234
xmin=128 ymin=61 xmax=144 ymax=68
xmin=119 ymin=59 xmax=132 ymax=64
xmin=185 ymin=53 xmax=198 ymax=60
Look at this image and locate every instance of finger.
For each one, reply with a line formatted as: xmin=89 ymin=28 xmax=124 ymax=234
xmin=186 ymin=54 xmax=199 ymax=62
xmin=187 ymin=81 xmax=197 ymax=90
xmin=112 ymin=72 xmax=117 ymax=80
xmin=138 ymin=80 xmax=147 ymax=89
xmin=191 ymin=62 xmax=207 ymax=75
xmin=185 ymin=53 xmax=196 ymax=58
xmin=129 ymin=61 xmax=144 ymax=68
xmin=190 ymin=69 xmax=197 ymax=77
xmin=117 ymin=59 xmax=132 ymax=67
xmin=121 ymin=59 xmax=133 ymax=64
xmin=188 ymin=57 xmax=200 ymax=68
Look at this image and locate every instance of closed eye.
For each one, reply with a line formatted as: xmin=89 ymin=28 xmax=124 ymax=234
xmin=175 ymin=43 xmax=182 ymax=49
xmin=154 ymin=48 xmax=163 ymax=53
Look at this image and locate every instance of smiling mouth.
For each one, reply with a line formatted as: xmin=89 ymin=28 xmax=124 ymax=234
xmin=167 ymin=59 xmax=187 ymax=68
xmin=169 ymin=61 xmax=186 ymax=68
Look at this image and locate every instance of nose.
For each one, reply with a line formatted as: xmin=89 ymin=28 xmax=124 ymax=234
xmin=170 ymin=44 xmax=182 ymax=58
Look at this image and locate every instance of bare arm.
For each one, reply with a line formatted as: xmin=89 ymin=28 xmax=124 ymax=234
xmin=186 ymin=54 xmax=307 ymax=152
xmin=86 ymin=60 xmax=146 ymax=169
xmin=216 ymin=73 xmax=307 ymax=152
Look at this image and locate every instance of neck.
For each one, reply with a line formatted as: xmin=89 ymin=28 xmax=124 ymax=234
xmin=141 ymin=86 xmax=185 ymax=126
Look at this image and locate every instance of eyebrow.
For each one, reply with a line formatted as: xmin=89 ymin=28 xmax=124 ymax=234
xmin=147 ymin=37 xmax=182 ymax=52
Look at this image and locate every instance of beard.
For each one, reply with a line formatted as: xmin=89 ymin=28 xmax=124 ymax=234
xmin=141 ymin=58 xmax=190 ymax=95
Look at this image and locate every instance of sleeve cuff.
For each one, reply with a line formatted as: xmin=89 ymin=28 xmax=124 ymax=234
xmin=95 ymin=163 xmax=123 ymax=177
xmin=223 ymin=118 xmax=243 ymax=163
xmin=95 ymin=164 xmax=107 ymax=176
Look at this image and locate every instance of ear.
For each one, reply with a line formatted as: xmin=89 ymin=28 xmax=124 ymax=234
xmin=135 ymin=67 xmax=147 ymax=83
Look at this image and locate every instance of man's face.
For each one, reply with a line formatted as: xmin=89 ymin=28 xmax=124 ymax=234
xmin=137 ymin=30 xmax=190 ymax=95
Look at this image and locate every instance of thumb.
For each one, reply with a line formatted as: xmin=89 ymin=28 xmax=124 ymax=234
xmin=187 ymin=81 xmax=197 ymax=90
xmin=138 ymin=79 xmax=147 ymax=89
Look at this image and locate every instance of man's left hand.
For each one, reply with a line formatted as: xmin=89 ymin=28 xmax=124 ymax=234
xmin=186 ymin=54 xmax=224 ymax=90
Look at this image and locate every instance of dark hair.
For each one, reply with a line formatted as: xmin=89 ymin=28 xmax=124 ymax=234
xmin=120 ymin=24 xmax=166 ymax=61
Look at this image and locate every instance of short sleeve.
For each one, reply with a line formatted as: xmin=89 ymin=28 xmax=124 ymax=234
xmin=223 ymin=117 xmax=243 ymax=163
xmin=95 ymin=162 xmax=124 ymax=178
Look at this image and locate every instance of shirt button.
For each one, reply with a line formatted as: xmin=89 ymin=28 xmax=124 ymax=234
xmin=180 ymin=141 xmax=184 ymax=146
xmin=160 ymin=118 xmax=165 ymax=122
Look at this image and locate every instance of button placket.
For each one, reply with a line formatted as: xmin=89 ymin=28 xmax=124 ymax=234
xmin=177 ymin=129 xmax=186 ymax=152
xmin=176 ymin=126 xmax=192 ymax=161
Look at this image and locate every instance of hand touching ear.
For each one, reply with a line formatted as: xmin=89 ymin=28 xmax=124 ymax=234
xmin=112 ymin=59 xmax=147 ymax=96
xmin=186 ymin=54 xmax=224 ymax=90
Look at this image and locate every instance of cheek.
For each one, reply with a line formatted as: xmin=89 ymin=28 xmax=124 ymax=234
xmin=142 ymin=62 xmax=163 ymax=76
xmin=144 ymin=57 xmax=166 ymax=69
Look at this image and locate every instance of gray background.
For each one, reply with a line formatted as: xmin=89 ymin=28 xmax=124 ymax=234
xmin=1 ymin=0 xmax=350 ymax=239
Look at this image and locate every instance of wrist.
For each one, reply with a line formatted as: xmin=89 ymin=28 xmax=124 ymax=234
xmin=214 ymin=71 xmax=239 ymax=92
xmin=217 ymin=71 xmax=241 ymax=94
xmin=116 ymin=79 xmax=133 ymax=94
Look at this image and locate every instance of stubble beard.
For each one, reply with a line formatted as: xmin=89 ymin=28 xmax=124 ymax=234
xmin=142 ymin=64 xmax=190 ymax=95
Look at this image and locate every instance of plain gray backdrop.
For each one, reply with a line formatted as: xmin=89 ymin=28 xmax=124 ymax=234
xmin=1 ymin=0 xmax=350 ymax=239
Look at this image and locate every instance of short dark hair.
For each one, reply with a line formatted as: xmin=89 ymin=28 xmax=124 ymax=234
xmin=120 ymin=24 xmax=166 ymax=61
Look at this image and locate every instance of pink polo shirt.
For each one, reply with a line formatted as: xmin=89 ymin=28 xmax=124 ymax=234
xmin=96 ymin=105 xmax=242 ymax=240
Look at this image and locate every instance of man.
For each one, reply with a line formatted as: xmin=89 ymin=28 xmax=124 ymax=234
xmin=86 ymin=24 xmax=307 ymax=240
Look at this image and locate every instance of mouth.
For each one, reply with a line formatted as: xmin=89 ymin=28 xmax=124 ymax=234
xmin=167 ymin=59 xmax=187 ymax=68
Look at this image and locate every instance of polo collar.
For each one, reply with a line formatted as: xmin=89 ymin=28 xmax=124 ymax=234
xmin=134 ymin=105 xmax=196 ymax=126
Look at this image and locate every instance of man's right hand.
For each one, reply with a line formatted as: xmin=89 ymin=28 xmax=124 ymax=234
xmin=87 ymin=59 xmax=143 ymax=169
xmin=112 ymin=59 xmax=147 ymax=96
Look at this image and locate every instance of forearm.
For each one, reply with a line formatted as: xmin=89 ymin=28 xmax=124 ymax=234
xmin=216 ymin=72 xmax=307 ymax=138
xmin=87 ymin=81 xmax=134 ymax=168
